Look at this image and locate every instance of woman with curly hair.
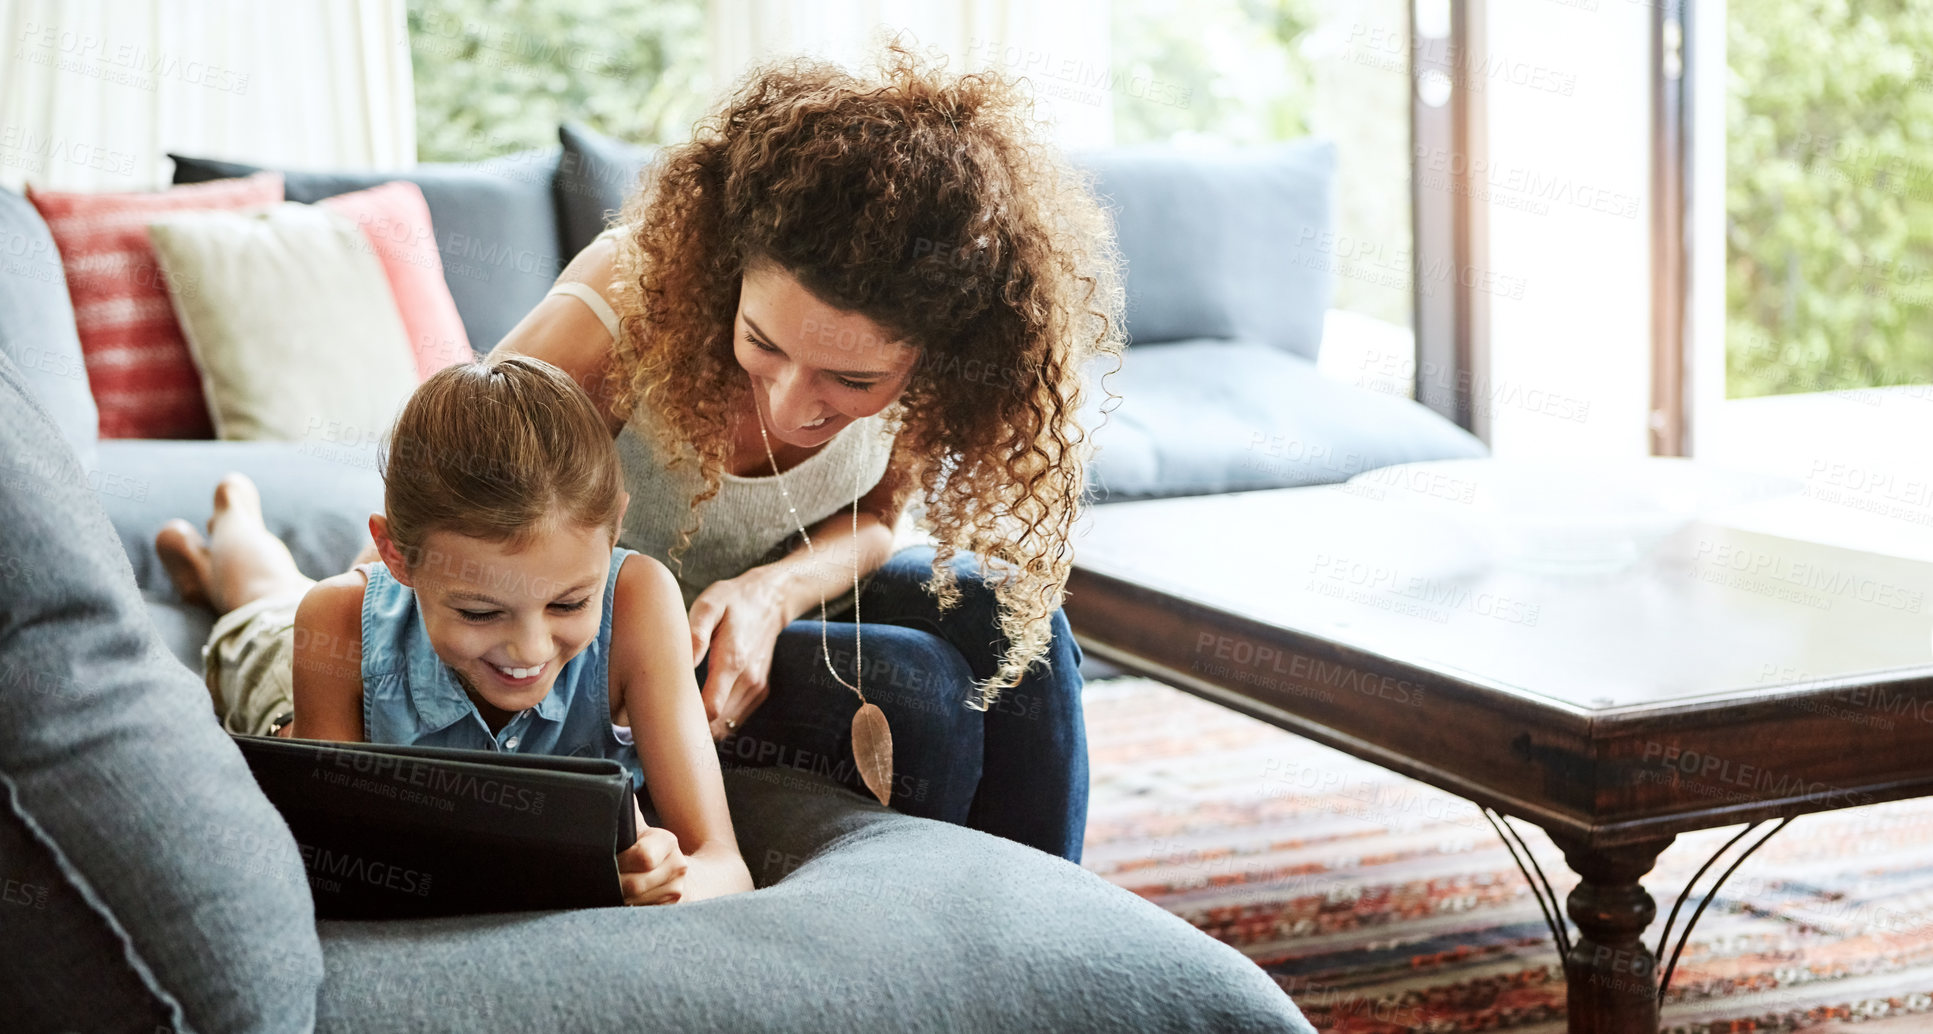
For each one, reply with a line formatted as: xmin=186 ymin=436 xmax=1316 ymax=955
xmin=492 ymin=39 xmax=1125 ymax=862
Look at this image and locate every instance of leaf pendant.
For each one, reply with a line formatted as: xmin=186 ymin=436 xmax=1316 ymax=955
xmin=851 ymin=702 xmax=894 ymax=808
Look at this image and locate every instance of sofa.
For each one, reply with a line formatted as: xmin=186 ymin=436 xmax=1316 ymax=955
xmin=0 ymin=121 xmax=1485 ymax=672
xmin=0 ymin=345 xmax=1316 ymax=1033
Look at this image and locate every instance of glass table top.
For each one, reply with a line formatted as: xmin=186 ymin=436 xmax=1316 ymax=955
xmin=1072 ymin=461 xmax=1933 ymax=713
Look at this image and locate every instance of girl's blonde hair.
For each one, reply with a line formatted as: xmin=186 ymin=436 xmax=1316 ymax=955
xmin=380 ymin=355 xmax=624 ymax=571
xmin=606 ymin=38 xmax=1127 ymax=707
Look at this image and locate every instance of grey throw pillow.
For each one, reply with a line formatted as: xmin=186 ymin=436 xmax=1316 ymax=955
xmin=1070 ymin=139 xmax=1337 ymax=359
xmin=556 ymin=121 xmax=659 ymax=260
xmin=168 ymin=149 xmax=564 ymax=354
xmin=0 ymin=186 xmax=98 ymax=466
xmin=0 ymin=351 xmax=323 ymax=1031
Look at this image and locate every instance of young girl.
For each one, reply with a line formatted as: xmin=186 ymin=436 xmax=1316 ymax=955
xmin=155 ymin=355 xmax=752 ymax=906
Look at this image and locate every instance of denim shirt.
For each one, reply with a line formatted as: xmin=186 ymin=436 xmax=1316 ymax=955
xmin=359 ymin=546 xmax=645 ymax=791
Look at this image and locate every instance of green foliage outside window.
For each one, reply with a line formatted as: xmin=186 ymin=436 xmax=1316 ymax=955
xmin=1110 ymin=0 xmax=1412 ymax=327
xmin=406 ymin=0 xmax=709 ymax=162
xmin=1728 ymin=0 xmax=1933 ymax=397
xmin=1110 ymin=0 xmax=1320 ymax=146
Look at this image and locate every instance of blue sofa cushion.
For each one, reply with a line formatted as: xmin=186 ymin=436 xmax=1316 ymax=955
xmin=169 ymin=149 xmax=564 ymax=353
xmin=92 ymin=438 xmax=385 ymax=599
xmin=0 ymin=186 xmax=98 ymax=466
xmin=0 ymin=352 xmax=323 ymax=1032
xmin=1070 ymin=140 xmax=1337 ymax=359
xmin=86 ymin=438 xmax=386 ymax=667
xmin=556 ymin=121 xmax=658 ymax=260
xmin=314 ymin=767 xmax=1317 ymax=1034
xmin=1085 ymin=338 xmax=1487 ymax=500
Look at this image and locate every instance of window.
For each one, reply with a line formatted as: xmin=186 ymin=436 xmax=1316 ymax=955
xmin=406 ymin=0 xmax=708 ymax=161
xmin=1722 ymin=0 xmax=1933 ymax=401
xmin=1111 ymin=0 xmax=1415 ymax=341
xmin=1686 ymin=0 xmax=1933 ymax=553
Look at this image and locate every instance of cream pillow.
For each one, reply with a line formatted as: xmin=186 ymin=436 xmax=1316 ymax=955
xmin=146 ymin=201 xmax=420 ymax=443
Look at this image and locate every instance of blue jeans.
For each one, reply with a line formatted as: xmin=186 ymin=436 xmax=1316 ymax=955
xmin=706 ymin=545 xmax=1090 ymax=862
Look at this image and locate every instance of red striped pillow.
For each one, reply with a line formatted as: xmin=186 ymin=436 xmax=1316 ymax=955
xmin=27 ymin=173 xmax=285 ymax=439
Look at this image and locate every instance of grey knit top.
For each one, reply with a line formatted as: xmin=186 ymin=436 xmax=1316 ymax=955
xmin=546 ymin=228 xmax=896 ymax=614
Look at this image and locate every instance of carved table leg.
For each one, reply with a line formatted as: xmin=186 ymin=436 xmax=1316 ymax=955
xmin=1547 ymin=833 xmax=1674 ymax=1034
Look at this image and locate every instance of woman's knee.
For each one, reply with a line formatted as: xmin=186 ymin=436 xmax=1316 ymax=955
xmin=766 ymin=623 xmax=981 ymax=726
xmin=764 ymin=622 xmax=983 ymax=821
xmin=866 ymin=544 xmax=1001 ymax=627
xmin=848 ymin=624 xmax=982 ymax=729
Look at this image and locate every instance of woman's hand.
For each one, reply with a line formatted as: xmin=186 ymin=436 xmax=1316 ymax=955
xmin=687 ymin=570 xmax=790 ymax=741
xmin=617 ymin=798 xmax=689 ymax=906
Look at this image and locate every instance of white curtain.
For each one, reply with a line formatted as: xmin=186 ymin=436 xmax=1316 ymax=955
xmin=0 ymin=0 xmax=415 ymax=192
xmin=706 ymin=0 xmax=1114 ymax=151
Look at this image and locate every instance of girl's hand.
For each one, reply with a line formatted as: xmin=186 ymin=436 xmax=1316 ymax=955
xmin=687 ymin=571 xmax=788 ymax=741
xmin=617 ymin=798 xmax=688 ymax=906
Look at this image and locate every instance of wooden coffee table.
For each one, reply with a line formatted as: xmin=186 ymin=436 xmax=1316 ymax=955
xmin=1066 ymin=466 xmax=1933 ymax=1034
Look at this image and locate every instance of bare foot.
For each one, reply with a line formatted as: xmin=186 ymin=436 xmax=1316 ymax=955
xmin=209 ymin=472 xmax=265 ymax=534
xmin=201 ymin=471 xmax=315 ymax=615
xmin=155 ymin=519 xmax=213 ymax=608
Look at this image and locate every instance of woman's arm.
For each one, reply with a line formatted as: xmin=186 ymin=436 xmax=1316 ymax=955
xmin=611 ymin=552 xmax=754 ymax=903
xmin=489 ymin=235 xmax=627 ymax=434
xmin=287 ymin=572 xmax=367 ymax=742
xmin=687 ymin=466 xmax=906 ymax=737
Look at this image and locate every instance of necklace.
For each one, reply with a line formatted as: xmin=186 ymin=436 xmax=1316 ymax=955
xmin=753 ymin=392 xmax=895 ymax=807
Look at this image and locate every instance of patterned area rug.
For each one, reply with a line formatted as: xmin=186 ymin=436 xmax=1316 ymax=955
xmin=1078 ymin=677 xmax=1933 ymax=1033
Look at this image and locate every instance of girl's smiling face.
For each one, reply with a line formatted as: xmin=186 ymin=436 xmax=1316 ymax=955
xmin=375 ymin=517 xmax=617 ymax=719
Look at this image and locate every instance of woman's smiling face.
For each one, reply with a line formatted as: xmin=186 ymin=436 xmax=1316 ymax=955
xmin=733 ymin=261 xmax=920 ymax=448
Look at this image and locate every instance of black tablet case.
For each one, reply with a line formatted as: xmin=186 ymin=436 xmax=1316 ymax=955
xmin=232 ymin=734 xmax=638 ymax=919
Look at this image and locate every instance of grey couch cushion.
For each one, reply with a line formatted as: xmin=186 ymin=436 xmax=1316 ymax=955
xmin=169 ymin=149 xmax=565 ymax=353
xmin=0 ymin=351 xmax=323 ymax=1032
xmin=556 ymin=121 xmax=658 ymax=259
xmin=316 ymin=767 xmax=1315 ymax=1034
xmin=87 ymin=438 xmax=385 ymax=666
xmin=1071 ymin=140 xmax=1336 ymax=359
xmin=0 ymin=185 xmax=98 ymax=466
xmin=1085 ymin=338 xmax=1487 ymax=500
xmin=94 ymin=438 xmax=386 ymax=597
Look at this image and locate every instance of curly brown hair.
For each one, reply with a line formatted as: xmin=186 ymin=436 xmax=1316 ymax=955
xmin=605 ymin=38 xmax=1126 ymax=707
